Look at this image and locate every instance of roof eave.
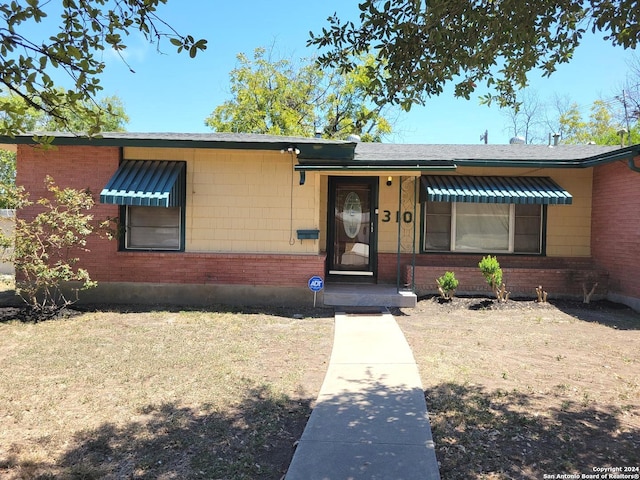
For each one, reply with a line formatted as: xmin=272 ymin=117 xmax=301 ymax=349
xmin=295 ymin=160 xmax=457 ymax=172
xmin=453 ymin=159 xmax=584 ymax=168
xmin=453 ymin=144 xmax=640 ymax=169
xmin=0 ymin=134 xmax=357 ymax=161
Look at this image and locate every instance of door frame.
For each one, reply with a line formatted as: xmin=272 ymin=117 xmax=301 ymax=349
xmin=326 ymin=176 xmax=379 ymax=282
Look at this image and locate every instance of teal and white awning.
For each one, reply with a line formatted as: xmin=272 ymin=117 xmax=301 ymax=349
xmin=422 ymin=175 xmax=572 ymax=205
xmin=100 ymin=160 xmax=186 ymax=207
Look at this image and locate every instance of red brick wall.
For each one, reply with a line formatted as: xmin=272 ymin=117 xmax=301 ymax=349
xmin=16 ymin=145 xmax=327 ymax=288
xmin=592 ymin=160 xmax=640 ymax=300
xmin=378 ymin=252 xmax=607 ymax=299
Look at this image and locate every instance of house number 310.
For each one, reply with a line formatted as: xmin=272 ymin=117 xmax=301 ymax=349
xmin=381 ymin=210 xmax=413 ymax=223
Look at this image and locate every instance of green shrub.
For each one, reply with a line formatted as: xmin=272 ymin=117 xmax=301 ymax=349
xmin=0 ymin=177 xmax=112 ymax=319
xmin=478 ymin=255 xmax=509 ymax=302
xmin=436 ymin=271 xmax=459 ymax=300
xmin=478 ymin=255 xmax=502 ymax=288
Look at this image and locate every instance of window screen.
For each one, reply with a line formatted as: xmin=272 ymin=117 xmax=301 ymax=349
xmin=126 ymin=206 xmax=181 ymax=250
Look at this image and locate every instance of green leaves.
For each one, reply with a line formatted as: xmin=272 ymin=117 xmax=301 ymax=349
xmin=309 ymin=0 xmax=635 ymax=110
xmin=478 ymin=255 xmax=503 ymax=291
xmin=559 ymin=99 xmax=640 ymax=146
xmin=169 ymin=34 xmax=207 ymax=58
xmin=0 ymin=89 xmax=129 ymax=138
xmin=436 ymin=271 xmax=459 ymax=301
xmin=0 ymin=0 xmax=206 ymax=137
xmin=0 ymin=177 xmax=108 ymax=316
xmin=205 ymin=47 xmax=394 ymax=141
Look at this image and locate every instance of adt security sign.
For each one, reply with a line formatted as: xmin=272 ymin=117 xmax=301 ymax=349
xmin=308 ymin=276 xmax=324 ymax=292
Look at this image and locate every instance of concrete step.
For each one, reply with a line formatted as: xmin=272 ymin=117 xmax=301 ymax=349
xmin=323 ymin=284 xmax=417 ymax=308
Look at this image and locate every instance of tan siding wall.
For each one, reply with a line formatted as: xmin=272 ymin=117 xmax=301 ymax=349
xmin=545 ymin=168 xmax=593 ymax=256
xmin=376 ymin=175 xmax=422 ymax=254
xmin=377 ymin=175 xmax=402 ymax=253
xmin=317 ymin=169 xmax=591 ymax=258
xmin=124 ymin=147 xmax=321 ymax=254
xmin=319 ymin=175 xmax=328 ymax=251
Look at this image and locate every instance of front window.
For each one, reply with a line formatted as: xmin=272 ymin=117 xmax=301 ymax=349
xmin=424 ymin=202 xmax=542 ymax=254
xmin=125 ymin=206 xmax=182 ymax=251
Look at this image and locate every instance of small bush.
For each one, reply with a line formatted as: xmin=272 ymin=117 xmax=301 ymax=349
xmin=478 ymin=255 xmax=509 ymax=302
xmin=436 ymin=271 xmax=459 ymax=301
xmin=0 ymin=177 xmax=112 ymax=319
xmin=478 ymin=255 xmax=502 ymax=288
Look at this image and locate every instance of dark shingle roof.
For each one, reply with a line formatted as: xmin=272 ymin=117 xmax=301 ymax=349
xmin=1 ymin=131 xmax=636 ymax=168
xmin=0 ymin=131 xmax=348 ymax=145
xmin=353 ymin=142 xmax=620 ymax=162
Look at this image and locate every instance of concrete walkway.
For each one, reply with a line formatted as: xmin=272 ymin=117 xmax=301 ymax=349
xmin=285 ymin=310 xmax=440 ymax=480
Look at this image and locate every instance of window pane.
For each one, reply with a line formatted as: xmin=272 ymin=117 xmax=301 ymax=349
xmin=516 ymin=204 xmax=540 ymax=216
xmin=426 ymin=201 xmax=451 ymax=214
xmin=423 ymin=200 xmax=544 ymax=254
xmin=514 ymin=204 xmax=541 ymax=253
xmin=515 ymin=216 xmax=540 ymax=235
xmin=127 ymin=206 xmax=180 ymax=250
xmin=455 ymin=203 xmax=509 ymax=251
xmin=424 ymin=202 xmax=451 ymax=250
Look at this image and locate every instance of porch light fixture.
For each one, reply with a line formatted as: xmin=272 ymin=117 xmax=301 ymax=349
xmin=386 ymin=176 xmax=393 ymax=186
xmin=299 ymin=170 xmax=306 ymax=185
xmin=280 ymin=146 xmax=300 ymax=155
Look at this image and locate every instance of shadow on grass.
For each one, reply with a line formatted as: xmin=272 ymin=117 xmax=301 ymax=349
xmin=549 ymin=298 xmax=640 ymax=330
xmin=0 ymin=385 xmax=313 ymax=480
xmin=426 ymin=383 xmax=640 ymax=479
xmin=0 ymin=299 xmax=335 ymax=323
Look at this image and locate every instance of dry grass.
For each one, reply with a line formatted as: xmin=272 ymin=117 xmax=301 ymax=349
xmin=0 ymin=307 xmax=334 ymax=479
xmin=1 ymin=291 xmax=639 ymax=480
xmin=398 ymin=297 xmax=640 ymax=479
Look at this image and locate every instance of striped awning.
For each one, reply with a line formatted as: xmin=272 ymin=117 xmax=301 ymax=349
xmin=422 ymin=175 xmax=572 ymax=205
xmin=100 ymin=160 xmax=186 ymax=207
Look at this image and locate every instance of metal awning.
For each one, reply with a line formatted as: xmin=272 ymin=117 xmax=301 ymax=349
xmin=421 ymin=175 xmax=572 ymax=205
xmin=100 ymin=160 xmax=186 ymax=207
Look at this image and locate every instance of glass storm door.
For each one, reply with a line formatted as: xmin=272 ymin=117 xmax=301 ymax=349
xmin=328 ymin=177 xmax=377 ymax=278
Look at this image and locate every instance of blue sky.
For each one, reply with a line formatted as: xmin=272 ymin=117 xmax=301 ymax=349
xmin=76 ymin=2 xmax=638 ymax=144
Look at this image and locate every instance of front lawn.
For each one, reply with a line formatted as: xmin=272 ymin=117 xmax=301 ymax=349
xmin=1 ymin=296 xmax=638 ymax=479
xmin=0 ymin=307 xmax=333 ymax=479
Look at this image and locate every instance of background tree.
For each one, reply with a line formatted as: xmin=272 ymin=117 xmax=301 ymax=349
xmin=205 ymin=47 xmax=393 ymax=141
xmin=502 ymin=90 xmax=545 ymax=144
xmin=0 ymin=91 xmax=129 ymax=133
xmin=545 ymin=94 xmax=575 ymax=142
xmin=0 ymin=92 xmax=128 ymax=206
xmin=498 ymin=87 xmax=640 ymax=146
xmin=0 ymin=0 xmax=205 ymax=136
xmin=557 ymin=102 xmax=589 ymax=144
xmin=0 ymin=149 xmax=15 ymax=186
xmin=0 ymin=149 xmax=15 ymax=208
xmin=619 ymin=54 xmax=640 ymax=122
xmin=309 ymin=1 xmax=640 ymax=111
xmin=559 ymin=99 xmax=640 ymax=145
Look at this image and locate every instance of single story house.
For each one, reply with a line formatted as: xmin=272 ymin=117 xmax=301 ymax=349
xmin=2 ymin=132 xmax=639 ymax=311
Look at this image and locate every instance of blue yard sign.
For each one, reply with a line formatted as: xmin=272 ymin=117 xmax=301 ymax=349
xmin=308 ymin=276 xmax=324 ymax=292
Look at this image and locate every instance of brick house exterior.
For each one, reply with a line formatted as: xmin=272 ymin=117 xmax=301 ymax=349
xmin=3 ymin=133 xmax=639 ymax=310
xmin=592 ymin=160 xmax=640 ymax=311
xmin=14 ymin=140 xmax=326 ymax=306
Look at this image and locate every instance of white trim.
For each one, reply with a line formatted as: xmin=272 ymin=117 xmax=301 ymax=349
xmin=329 ymin=270 xmax=375 ymax=276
